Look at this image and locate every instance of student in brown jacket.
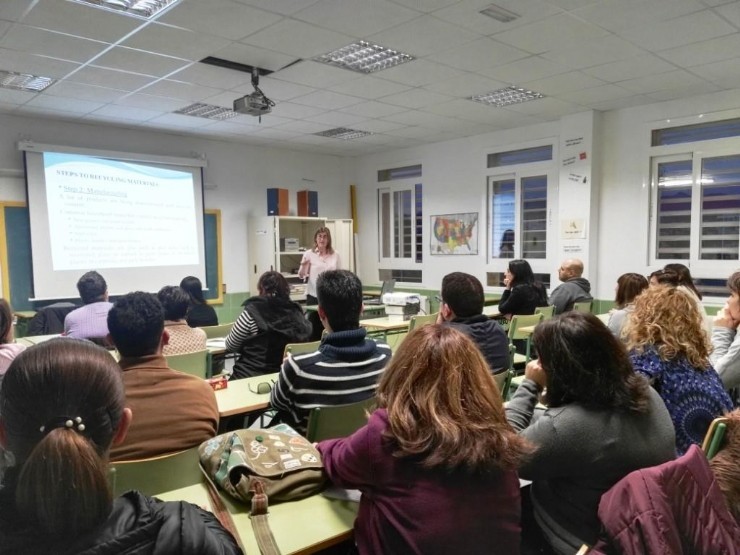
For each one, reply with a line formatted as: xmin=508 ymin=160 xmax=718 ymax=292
xmin=107 ymin=291 xmax=218 ymax=461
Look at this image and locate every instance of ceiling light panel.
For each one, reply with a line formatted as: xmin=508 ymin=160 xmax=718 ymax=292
xmin=0 ymin=70 xmax=56 ymax=92
xmin=314 ymin=127 xmax=374 ymax=140
xmin=174 ymin=103 xmax=238 ymax=120
xmin=471 ymin=86 xmax=545 ymax=107
xmin=68 ymin=0 xmax=181 ymax=19
xmin=479 ymin=4 xmax=520 ymax=23
xmin=314 ymin=41 xmax=414 ymax=74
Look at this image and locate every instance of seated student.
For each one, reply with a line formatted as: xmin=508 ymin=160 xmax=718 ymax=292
xmin=0 ymin=338 xmax=241 ymax=555
xmin=436 ymin=272 xmax=509 ymax=374
xmin=63 ymin=271 xmax=113 ymax=341
xmin=180 ymin=276 xmax=218 ymax=328
xmin=225 ymin=271 xmax=312 ymax=379
xmin=157 ymin=286 xmax=207 ymax=356
xmin=607 ymin=272 xmax=648 ymax=339
xmin=711 ymin=270 xmax=740 ymax=392
xmin=498 ymin=259 xmax=549 ymax=319
xmin=318 ymin=325 xmax=530 ymax=554
xmin=548 ymin=258 xmax=593 ymax=314
xmin=270 ymin=270 xmax=391 ymax=432
xmin=626 ymin=285 xmax=733 ymax=455
xmin=506 ymin=312 xmax=675 ymax=554
xmin=0 ymin=299 xmax=25 ymax=385
xmin=107 ymin=292 xmax=219 ymax=461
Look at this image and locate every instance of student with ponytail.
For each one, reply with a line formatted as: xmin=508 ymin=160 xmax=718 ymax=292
xmin=0 ymin=338 xmax=242 ymax=555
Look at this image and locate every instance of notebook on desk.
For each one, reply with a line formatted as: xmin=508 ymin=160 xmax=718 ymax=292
xmin=364 ymin=279 xmax=395 ymax=305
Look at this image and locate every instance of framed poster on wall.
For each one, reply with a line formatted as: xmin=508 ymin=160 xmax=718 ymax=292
xmin=430 ymin=212 xmax=479 ymax=255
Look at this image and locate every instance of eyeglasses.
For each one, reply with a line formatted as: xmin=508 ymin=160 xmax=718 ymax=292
xmin=248 ymin=380 xmax=275 ymax=395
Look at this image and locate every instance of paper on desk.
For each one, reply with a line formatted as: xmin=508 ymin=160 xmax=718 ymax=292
xmin=322 ymin=486 xmax=361 ymax=503
xmin=206 ymin=338 xmax=226 ymax=347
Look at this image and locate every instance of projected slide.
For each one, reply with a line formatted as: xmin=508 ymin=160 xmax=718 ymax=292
xmin=43 ymin=153 xmax=199 ymax=271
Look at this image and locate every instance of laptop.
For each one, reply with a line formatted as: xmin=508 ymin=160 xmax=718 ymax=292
xmin=364 ymin=279 xmax=395 ymax=305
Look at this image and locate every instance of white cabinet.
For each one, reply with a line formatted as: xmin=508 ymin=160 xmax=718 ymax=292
xmin=248 ymin=216 xmax=354 ymax=300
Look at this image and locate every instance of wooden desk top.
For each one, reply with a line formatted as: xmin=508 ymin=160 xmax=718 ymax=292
xmin=16 ymin=333 xmax=60 ymax=347
xmin=482 ymin=304 xmax=501 ymax=318
xmin=156 ymin=481 xmax=357 ymax=555
xmin=359 ymin=316 xmax=410 ymax=331
xmin=215 ymin=373 xmax=278 ymax=418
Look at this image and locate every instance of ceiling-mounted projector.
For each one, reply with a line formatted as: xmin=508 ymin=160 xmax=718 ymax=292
xmin=233 ymin=66 xmax=275 ymax=120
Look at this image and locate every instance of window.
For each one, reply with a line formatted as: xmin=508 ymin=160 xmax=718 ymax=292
xmin=379 ymin=268 xmax=423 ymax=283
xmin=378 ymin=164 xmax=423 ymax=267
xmin=650 ymin=120 xmax=740 ymax=273
xmin=487 ymin=145 xmax=554 ymax=266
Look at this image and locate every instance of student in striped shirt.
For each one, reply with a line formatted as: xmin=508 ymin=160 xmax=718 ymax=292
xmin=270 ymin=270 xmax=391 ymax=432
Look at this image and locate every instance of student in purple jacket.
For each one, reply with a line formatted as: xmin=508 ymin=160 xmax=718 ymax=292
xmin=318 ymin=324 xmax=532 ymax=555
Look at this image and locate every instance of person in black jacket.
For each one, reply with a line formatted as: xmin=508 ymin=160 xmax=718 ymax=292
xmin=437 ymin=272 xmax=509 ymax=374
xmin=180 ymin=276 xmax=218 ymax=328
xmin=0 ymin=338 xmax=242 ymax=555
xmin=498 ymin=259 xmax=549 ymax=319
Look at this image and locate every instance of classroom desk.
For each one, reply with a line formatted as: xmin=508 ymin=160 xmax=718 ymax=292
xmin=215 ymin=373 xmax=278 ymax=418
xmin=156 ymin=481 xmax=357 ymax=555
xmin=206 ymin=337 xmax=228 ymax=355
xmin=305 ymin=304 xmax=386 ymax=316
xmin=359 ymin=316 xmax=410 ymax=341
xmin=16 ymin=333 xmax=59 ymax=347
xmin=482 ymin=304 xmax=501 ymax=318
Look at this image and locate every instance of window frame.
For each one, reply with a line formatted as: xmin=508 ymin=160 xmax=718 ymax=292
xmin=377 ymin=176 xmax=423 ymax=273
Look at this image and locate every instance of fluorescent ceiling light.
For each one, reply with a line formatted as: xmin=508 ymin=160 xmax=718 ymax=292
xmin=471 ymin=86 xmax=545 ymax=107
xmin=314 ymin=127 xmax=373 ymax=140
xmin=68 ymin=0 xmax=181 ymax=19
xmin=174 ymin=103 xmax=238 ymax=120
xmin=479 ymin=3 xmax=520 ymax=23
xmin=0 ymin=70 xmax=55 ymax=92
xmin=314 ymin=41 xmax=414 ymax=74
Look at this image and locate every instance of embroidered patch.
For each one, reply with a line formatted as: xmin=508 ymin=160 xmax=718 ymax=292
xmin=202 ymin=437 xmax=223 ymax=456
xmin=283 ymin=459 xmax=302 ymax=470
xmin=300 ymin=453 xmax=318 ymax=463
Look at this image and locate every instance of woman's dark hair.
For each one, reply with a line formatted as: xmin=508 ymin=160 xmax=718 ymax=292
xmin=649 ymin=268 xmax=679 ymax=287
xmin=0 ymin=298 xmax=13 ymax=344
xmin=664 ymin=263 xmax=702 ymax=300
xmin=0 ymin=338 xmax=125 ymax=538
xmin=533 ymin=312 xmax=649 ymax=412
xmin=179 ymin=276 xmax=206 ymax=304
xmin=257 ymin=271 xmax=290 ymax=300
xmin=157 ymin=285 xmax=190 ymax=320
xmin=615 ymin=273 xmax=649 ymax=308
xmin=507 ymin=259 xmax=536 ymax=286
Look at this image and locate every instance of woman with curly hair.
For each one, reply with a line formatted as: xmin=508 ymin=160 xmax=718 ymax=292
xmin=506 ymin=312 xmax=675 ymax=554
xmin=626 ymin=285 xmax=733 ymax=455
xmin=318 ymin=325 xmax=532 ymax=554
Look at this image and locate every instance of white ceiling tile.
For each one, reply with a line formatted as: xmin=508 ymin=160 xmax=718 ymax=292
xmin=617 ymin=69 xmax=708 ymax=94
xmin=327 ymin=76 xmax=411 ymax=99
xmin=573 ymin=0 xmax=707 ymax=34
xmin=245 ymin=113 xmax=295 ymax=127
xmin=0 ymin=20 xmax=9 ymax=37
xmin=350 ymin=119 xmax=409 ymax=133
xmin=501 ymin=97 xmax=583 ymax=118
xmin=242 ymin=19 xmax=353 ymax=58
xmin=199 ymin=120 xmax=260 ymax=134
xmin=480 ymin=55 xmax=570 ymax=84
xmin=620 ymin=10 xmax=736 ymax=51
xmin=432 ymin=0 xmax=562 ymax=35
xmin=424 ymin=98 xmax=517 ymax=122
xmin=369 ymin=15 xmax=479 ymax=57
xmin=548 ymin=0 xmax=602 ymax=9
xmin=0 ymin=25 xmax=108 ymax=63
xmin=688 ymin=57 xmax=740 ymax=84
xmin=266 ymin=101 xmax=326 ymax=119
xmin=710 ymin=1 xmax=740 ymax=26
xmin=428 ymin=37 xmax=529 ymax=72
xmin=0 ymin=0 xmax=36 ymax=22
xmin=0 ymin=87 xmax=36 ymax=104
xmin=22 ymin=0 xmax=141 ymax=42
xmin=381 ymin=109 xmax=457 ymax=127
xmin=378 ymin=59 xmax=466 ymax=86
xmin=92 ymin=104 xmax=164 ymax=121
xmin=390 ymin=0 xmax=459 ymax=11
xmin=26 ymin=94 xmax=104 ymax=114
xmin=340 ymin=100 xmax=408 ymax=118
xmin=139 ymin=79 xmax=225 ymax=101
xmin=541 ymin=35 xmax=646 ymax=70
xmin=645 ymin=82 xmax=723 ymax=101
xmin=210 ymin=43 xmax=298 ymax=73
xmin=0 ymin=102 xmax=19 ymax=113
xmin=304 ymin=111 xmax=368 ymax=126
xmin=70 ymin=67 xmax=156 ymax=91
xmin=523 ymin=71 xmax=605 ymax=95
xmin=587 ymin=95 xmax=654 ymax=111
xmin=293 ymin=0 xmax=420 ymax=37
xmin=426 ymin=72 xmax=509 ymax=97
xmin=269 ymin=60 xmax=357 ymax=88
xmin=45 ymin=81 xmax=127 ymax=103
xmin=0 ymin=47 xmax=80 ymax=78
xmin=148 ymin=113 xmax=216 ymax=128
xmin=658 ymin=34 xmax=740 ymax=68
xmin=93 ymin=47 xmax=190 ymax=77
xmin=169 ymin=63 xmax=252 ymax=90
xmin=159 ymin=0 xmax=281 ymax=41
xmin=113 ymin=93 xmax=187 ymax=112
xmin=251 ymin=127 xmax=301 ymax=140
xmin=380 ymin=88 xmax=454 ymax=109
xmin=231 ymin=0 xmax=322 ymax=16
xmin=292 ymin=90 xmax=363 ymax=109
xmin=252 ymin=77 xmax=317 ymax=101
xmin=14 ymin=106 xmax=82 ymax=120
xmin=492 ymin=13 xmax=609 ymax=54
xmin=553 ymin=84 xmax=633 ymax=105
xmin=384 ymin=124 xmax=434 ymax=138
xmin=274 ymin=120 xmax=330 ymax=134
xmin=122 ymin=23 xmax=231 ymax=61
xmin=581 ymin=54 xmax=677 ymax=82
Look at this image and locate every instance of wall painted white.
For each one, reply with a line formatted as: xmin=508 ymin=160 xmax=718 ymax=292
xmin=0 ymin=112 xmax=351 ymax=295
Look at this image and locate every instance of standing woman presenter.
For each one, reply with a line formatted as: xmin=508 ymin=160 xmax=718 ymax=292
xmin=299 ymin=227 xmax=341 ymax=340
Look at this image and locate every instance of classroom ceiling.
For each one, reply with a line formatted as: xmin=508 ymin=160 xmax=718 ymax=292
xmin=0 ymin=0 xmax=739 ymax=157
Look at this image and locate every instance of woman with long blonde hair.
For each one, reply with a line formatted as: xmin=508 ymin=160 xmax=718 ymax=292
xmin=318 ymin=325 xmax=531 ymax=554
xmin=626 ymin=285 xmax=733 ymax=454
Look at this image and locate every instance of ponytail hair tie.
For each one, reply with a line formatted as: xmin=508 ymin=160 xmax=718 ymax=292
xmin=39 ymin=416 xmax=86 ymax=435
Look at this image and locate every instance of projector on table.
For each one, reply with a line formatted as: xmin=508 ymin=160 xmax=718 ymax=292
xmin=382 ymin=292 xmax=421 ymax=321
xmin=233 ymin=92 xmax=272 ymax=117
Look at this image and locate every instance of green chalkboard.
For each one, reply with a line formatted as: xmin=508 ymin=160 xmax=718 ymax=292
xmin=1 ymin=203 xmax=222 ymax=310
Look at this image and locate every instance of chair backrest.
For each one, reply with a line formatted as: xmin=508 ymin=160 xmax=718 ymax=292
xmin=165 ymin=349 xmax=208 ymax=378
xmin=306 ymin=397 xmax=376 ymax=442
xmin=534 ymin=305 xmax=555 ymax=319
xmin=573 ymin=301 xmax=593 ymax=313
xmin=508 ymin=313 xmax=543 ymax=341
xmin=110 ymin=446 xmax=202 ymax=496
xmin=283 ymin=340 xmax=322 ymax=358
xmin=408 ymin=312 xmax=437 ymax=331
xmin=493 ymin=369 xmax=514 ymax=400
xmin=702 ymin=416 xmax=729 ymax=459
xmin=200 ymin=322 xmax=234 ymax=339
